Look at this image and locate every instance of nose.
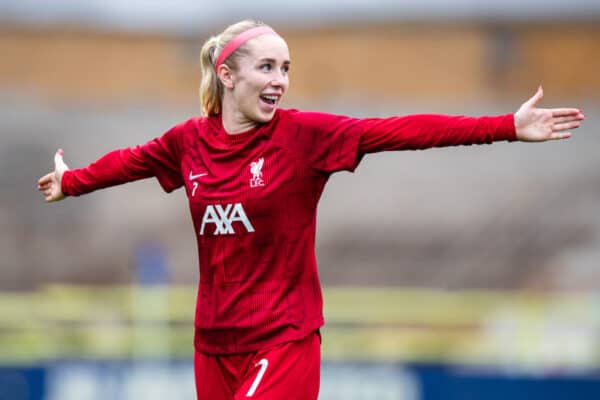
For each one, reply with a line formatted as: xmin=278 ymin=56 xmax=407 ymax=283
xmin=270 ymin=70 xmax=288 ymax=89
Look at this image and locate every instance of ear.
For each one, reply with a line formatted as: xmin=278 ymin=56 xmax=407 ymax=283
xmin=217 ymin=65 xmax=235 ymax=89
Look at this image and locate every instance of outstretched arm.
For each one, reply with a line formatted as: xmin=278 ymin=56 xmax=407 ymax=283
xmin=358 ymin=87 xmax=585 ymax=154
xmin=514 ymin=86 xmax=584 ymax=142
xmin=37 ymin=147 xmax=154 ymax=202
xmin=37 ymin=122 xmax=185 ymax=201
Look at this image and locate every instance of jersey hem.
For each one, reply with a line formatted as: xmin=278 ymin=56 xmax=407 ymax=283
xmin=193 ymin=319 xmax=325 ymax=355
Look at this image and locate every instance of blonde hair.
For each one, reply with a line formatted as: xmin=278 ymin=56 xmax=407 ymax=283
xmin=199 ymin=20 xmax=267 ymax=116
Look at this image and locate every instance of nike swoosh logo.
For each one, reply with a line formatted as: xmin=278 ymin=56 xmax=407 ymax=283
xmin=189 ymin=171 xmax=208 ymax=180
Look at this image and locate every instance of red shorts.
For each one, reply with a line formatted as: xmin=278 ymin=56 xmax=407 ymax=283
xmin=194 ymin=331 xmax=321 ymax=400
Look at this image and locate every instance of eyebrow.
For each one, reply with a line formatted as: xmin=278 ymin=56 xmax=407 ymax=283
xmin=258 ymin=58 xmax=291 ymax=64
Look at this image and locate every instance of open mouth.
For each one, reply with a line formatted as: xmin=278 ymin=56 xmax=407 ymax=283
xmin=260 ymin=94 xmax=278 ymax=106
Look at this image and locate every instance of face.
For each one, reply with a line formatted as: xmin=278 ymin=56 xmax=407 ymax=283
xmin=221 ymin=34 xmax=290 ymax=126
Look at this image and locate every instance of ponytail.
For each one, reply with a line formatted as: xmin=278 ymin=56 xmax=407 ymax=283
xmin=199 ymin=36 xmax=221 ymax=115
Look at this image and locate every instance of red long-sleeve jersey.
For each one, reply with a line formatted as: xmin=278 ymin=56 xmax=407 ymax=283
xmin=62 ymin=109 xmax=516 ymax=354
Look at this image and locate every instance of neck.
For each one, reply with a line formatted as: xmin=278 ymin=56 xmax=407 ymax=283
xmin=221 ymin=97 xmax=258 ymax=134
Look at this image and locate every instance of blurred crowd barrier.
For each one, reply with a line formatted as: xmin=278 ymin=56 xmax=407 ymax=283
xmin=1 ymin=286 xmax=600 ymax=399
xmin=1 ymin=285 xmax=599 ymax=368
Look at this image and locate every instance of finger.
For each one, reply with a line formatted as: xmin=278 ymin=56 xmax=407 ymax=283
xmin=38 ymin=179 xmax=53 ymax=190
xmin=553 ymin=115 xmax=585 ymax=124
xmin=549 ymin=132 xmax=572 ymax=141
xmin=54 ymin=149 xmax=64 ymax=170
xmin=54 ymin=148 xmax=70 ymax=172
xmin=38 ymin=172 xmax=54 ymax=186
xmin=525 ymin=85 xmax=544 ymax=107
xmin=38 ymin=182 xmax=51 ymax=191
xmin=553 ymin=121 xmax=581 ymax=131
xmin=551 ymin=108 xmax=581 ymax=117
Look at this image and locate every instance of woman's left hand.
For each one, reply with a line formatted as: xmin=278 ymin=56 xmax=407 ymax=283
xmin=514 ymin=86 xmax=585 ymax=142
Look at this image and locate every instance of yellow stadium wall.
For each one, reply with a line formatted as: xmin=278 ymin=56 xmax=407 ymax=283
xmin=1 ymin=22 xmax=599 ymax=105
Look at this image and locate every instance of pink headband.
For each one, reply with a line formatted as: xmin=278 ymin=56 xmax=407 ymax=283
xmin=215 ymin=26 xmax=280 ymax=70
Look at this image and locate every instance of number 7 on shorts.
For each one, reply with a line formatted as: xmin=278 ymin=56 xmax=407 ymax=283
xmin=246 ymin=358 xmax=269 ymax=397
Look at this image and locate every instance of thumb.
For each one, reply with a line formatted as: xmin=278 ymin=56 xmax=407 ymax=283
xmin=54 ymin=148 xmax=69 ymax=173
xmin=525 ymin=85 xmax=544 ymax=108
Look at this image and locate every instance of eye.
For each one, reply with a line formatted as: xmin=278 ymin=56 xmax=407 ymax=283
xmin=259 ymin=63 xmax=272 ymax=72
xmin=282 ymin=65 xmax=290 ymax=74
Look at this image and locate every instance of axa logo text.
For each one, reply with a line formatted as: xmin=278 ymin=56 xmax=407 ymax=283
xmin=199 ymin=203 xmax=255 ymax=235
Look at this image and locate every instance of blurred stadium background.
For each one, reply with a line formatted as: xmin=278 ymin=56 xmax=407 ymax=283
xmin=1 ymin=0 xmax=600 ymax=399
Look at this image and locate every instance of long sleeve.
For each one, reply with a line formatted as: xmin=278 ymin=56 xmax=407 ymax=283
xmin=61 ymin=147 xmax=154 ymax=196
xmin=358 ymin=113 xmax=517 ymax=154
xmin=61 ymin=122 xmax=184 ymax=196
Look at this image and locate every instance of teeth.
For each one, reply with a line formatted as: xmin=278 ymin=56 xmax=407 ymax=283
xmin=262 ymin=95 xmax=278 ymax=102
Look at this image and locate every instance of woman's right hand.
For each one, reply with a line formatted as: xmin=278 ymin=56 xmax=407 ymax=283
xmin=38 ymin=149 xmax=69 ymax=202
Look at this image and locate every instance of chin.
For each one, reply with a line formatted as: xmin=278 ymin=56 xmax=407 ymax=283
xmin=255 ymin=110 xmax=276 ymax=123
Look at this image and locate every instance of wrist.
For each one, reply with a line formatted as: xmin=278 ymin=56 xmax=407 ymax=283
xmin=59 ymin=169 xmax=71 ymax=197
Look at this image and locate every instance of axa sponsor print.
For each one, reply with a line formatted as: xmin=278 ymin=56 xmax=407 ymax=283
xmin=197 ymin=158 xmax=267 ymax=236
xmin=199 ymin=203 xmax=255 ymax=235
